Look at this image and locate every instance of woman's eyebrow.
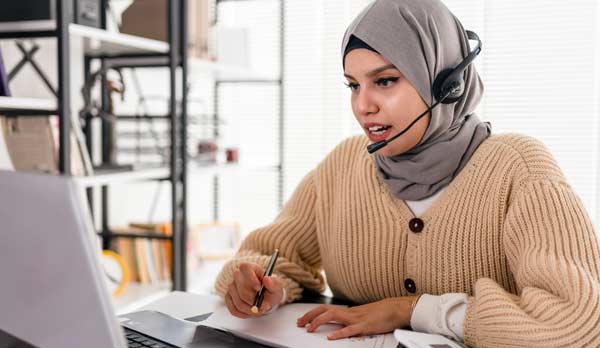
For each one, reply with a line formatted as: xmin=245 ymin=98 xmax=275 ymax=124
xmin=344 ymin=64 xmax=398 ymax=80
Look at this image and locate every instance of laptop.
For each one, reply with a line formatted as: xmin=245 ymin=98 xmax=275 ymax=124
xmin=0 ymin=170 xmax=268 ymax=348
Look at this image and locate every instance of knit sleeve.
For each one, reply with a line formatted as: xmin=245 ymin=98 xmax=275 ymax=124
xmin=214 ymin=169 xmax=326 ymax=303
xmin=463 ymin=178 xmax=600 ymax=347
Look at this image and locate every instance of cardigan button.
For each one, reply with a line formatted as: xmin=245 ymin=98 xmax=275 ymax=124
xmin=409 ymin=218 xmax=424 ymax=233
xmin=404 ymin=278 xmax=417 ymax=293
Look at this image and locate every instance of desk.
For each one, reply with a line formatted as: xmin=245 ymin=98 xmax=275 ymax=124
xmin=132 ymin=290 xmax=353 ymax=322
xmin=123 ymin=291 xmax=354 ymax=348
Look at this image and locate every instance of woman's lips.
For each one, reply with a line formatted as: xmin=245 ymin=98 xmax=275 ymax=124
xmin=366 ymin=126 xmax=393 ymax=142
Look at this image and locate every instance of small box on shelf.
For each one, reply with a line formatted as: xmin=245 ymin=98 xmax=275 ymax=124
xmin=120 ymin=0 xmax=213 ymax=60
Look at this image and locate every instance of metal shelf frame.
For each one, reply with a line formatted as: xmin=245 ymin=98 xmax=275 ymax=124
xmin=89 ymin=0 xmax=188 ymax=291
xmin=0 ymin=0 xmax=287 ymax=293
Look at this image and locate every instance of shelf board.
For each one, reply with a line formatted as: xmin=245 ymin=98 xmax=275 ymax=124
xmin=0 ymin=96 xmax=57 ymax=113
xmin=112 ymin=281 xmax=171 ymax=316
xmin=69 ymin=24 xmax=169 ymax=56
xmin=98 ymin=230 xmax=172 ymax=240
xmin=0 ymin=20 xmax=55 ymax=37
xmin=188 ymin=163 xmax=280 ymax=176
xmin=76 ymin=167 xmax=170 ymax=187
xmin=75 ymin=164 xmax=278 ymax=187
xmin=0 ymin=21 xmax=169 ymax=56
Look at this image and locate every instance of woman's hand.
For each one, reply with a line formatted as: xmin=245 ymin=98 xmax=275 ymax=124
xmin=225 ymin=262 xmax=284 ymax=318
xmin=296 ymin=297 xmax=418 ymax=340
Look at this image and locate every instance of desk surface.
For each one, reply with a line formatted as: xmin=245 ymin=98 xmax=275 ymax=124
xmin=126 ymin=292 xmax=375 ymax=348
xmin=133 ymin=291 xmax=352 ymax=321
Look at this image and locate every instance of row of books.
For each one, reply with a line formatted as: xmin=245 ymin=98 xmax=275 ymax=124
xmin=111 ymin=221 xmax=241 ymax=285
xmin=113 ymin=222 xmax=173 ymax=284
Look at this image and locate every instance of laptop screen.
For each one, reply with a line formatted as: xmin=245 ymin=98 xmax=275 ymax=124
xmin=0 ymin=171 xmax=126 ymax=348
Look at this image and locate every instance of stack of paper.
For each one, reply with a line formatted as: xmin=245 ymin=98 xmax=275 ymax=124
xmin=200 ymin=302 xmax=398 ymax=348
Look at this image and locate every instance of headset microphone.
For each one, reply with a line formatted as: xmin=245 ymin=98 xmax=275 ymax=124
xmin=366 ymin=30 xmax=482 ymax=154
xmin=367 ymin=84 xmax=459 ymax=154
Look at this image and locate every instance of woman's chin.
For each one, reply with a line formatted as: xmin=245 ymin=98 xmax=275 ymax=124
xmin=377 ymin=144 xmax=409 ymax=157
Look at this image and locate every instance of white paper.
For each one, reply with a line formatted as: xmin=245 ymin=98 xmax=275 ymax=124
xmin=393 ymin=329 xmax=465 ymax=348
xmin=200 ymin=302 xmax=397 ymax=348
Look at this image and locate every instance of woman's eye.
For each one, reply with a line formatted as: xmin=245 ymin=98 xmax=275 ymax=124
xmin=344 ymin=82 xmax=359 ymax=91
xmin=376 ymin=77 xmax=399 ymax=87
xmin=344 ymin=77 xmax=398 ymax=91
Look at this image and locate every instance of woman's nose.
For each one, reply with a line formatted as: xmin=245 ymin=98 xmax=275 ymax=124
xmin=355 ymin=89 xmax=379 ymax=116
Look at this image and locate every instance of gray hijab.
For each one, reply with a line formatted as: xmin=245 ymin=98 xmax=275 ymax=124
xmin=341 ymin=0 xmax=491 ymax=201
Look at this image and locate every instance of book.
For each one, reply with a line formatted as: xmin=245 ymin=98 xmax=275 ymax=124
xmin=144 ymin=238 xmax=159 ymax=284
xmin=151 ymin=239 xmax=165 ymax=281
xmin=115 ymin=236 xmax=139 ymax=282
xmin=135 ymin=238 xmax=150 ymax=284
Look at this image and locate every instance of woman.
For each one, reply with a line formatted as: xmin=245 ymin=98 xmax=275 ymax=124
xmin=215 ymin=0 xmax=600 ymax=346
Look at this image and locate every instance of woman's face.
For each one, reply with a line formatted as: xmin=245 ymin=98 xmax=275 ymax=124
xmin=344 ymin=49 xmax=430 ymax=157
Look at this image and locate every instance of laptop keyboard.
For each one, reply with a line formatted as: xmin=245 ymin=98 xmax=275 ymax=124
xmin=124 ymin=327 xmax=174 ymax=348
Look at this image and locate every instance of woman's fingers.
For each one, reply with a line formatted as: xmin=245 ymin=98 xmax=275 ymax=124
xmin=228 ymin=282 xmax=255 ymax=315
xmin=239 ymin=262 xmax=262 ymax=291
xmin=297 ymin=305 xmax=330 ymax=327
xmin=327 ymin=324 xmax=363 ymax=340
xmin=262 ymin=276 xmax=284 ymax=307
xmin=225 ymin=292 xmax=250 ymax=319
xmin=234 ymin=269 xmax=257 ymax=306
xmin=306 ymin=308 xmax=352 ymax=333
xmin=298 ymin=305 xmax=354 ymax=332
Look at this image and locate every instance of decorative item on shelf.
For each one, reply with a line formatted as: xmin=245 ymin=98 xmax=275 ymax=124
xmin=0 ymin=117 xmax=58 ymax=174
xmin=121 ymin=0 xmax=214 ymax=60
xmin=189 ymin=222 xmax=240 ymax=261
xmin=0 ymin=114 xmax=91 ymax=175
xmin=80 ymin=66 xmax=126 ymax=171
xmin=0 ymin=0 xmax=102 ymax=28
xmin=196 ymin=140 xmax=218 ymax=163
xmin=225 ymin=147 xmax=239 ymax=163
xmin=106 ymin=74 xmax=126 ymax=166
xmin=100 ymin=249 xmax=130 ymax=297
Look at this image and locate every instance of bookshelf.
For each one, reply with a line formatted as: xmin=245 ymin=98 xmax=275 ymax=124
xmin=0 ymin=0 xmax=189 ymax=291
xmin=0 ymin=0 xmax=285 ymax=308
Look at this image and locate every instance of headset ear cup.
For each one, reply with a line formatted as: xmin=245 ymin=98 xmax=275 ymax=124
xmin=432 ymin=68 xmax=464 ymax=104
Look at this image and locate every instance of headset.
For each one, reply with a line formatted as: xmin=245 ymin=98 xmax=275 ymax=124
xmin=367 ymin=30 xmax=482 ymax=154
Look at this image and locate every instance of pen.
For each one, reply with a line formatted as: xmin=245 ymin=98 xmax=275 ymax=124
xmin=251 ymin=249 xmax=280 ymax=314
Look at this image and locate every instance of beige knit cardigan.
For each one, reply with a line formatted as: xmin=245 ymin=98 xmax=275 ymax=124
xmin=214 ymin=133 xmax=600 ymax=347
